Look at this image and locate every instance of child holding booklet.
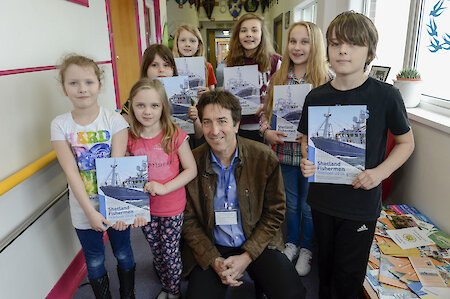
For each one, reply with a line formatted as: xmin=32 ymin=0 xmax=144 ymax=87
xmin=121 ymin=44 xmax=178 ymax=116
xmin=261 ymin=21 xmax=333 ymax=276
xmin=51 ymin=54 xmax=144 ymax=298
xmin=126 ymin=78 xmax=197 ymax=299
xmin=227 ymin=13 xmax=281 ymax=142
xmin=172 ymin=24 xmax=217 ymax=142
xmin=298 ymin=11 xmax=414 ymax=297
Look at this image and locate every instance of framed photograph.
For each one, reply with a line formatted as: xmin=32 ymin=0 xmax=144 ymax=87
xmin=369 ymin=65 xmax=391 ymax=82
xmin=285 ymin=11 xmax=290 ymax=29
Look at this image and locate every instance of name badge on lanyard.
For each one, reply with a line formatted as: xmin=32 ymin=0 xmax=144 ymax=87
xmin=215 ymin=210 xmax=238 ymax=225
xmin=214 ymin=159 xmax=238 ymax=226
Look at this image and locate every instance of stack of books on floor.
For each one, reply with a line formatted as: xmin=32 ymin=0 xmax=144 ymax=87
xmin=365 ymin=204 xmax=450 ymax=298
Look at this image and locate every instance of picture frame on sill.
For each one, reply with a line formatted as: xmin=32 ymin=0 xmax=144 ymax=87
xmin=369 ymin=65 xmax=391 ymax=82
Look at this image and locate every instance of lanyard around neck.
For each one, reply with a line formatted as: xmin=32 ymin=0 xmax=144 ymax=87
xmin=215 ymin=158 xmax=233 ymax=205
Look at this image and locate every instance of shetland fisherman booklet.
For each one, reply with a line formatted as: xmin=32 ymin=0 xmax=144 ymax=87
xmin=157 ymin=76 xmax=196 ymax=134
xmin=272 ymin=84 xmax=311 ymax=142
xmin=223 ymin=65 xmax=260 ymax=115
xmin=174 ymin=57 xmax=206 ymax=93
xmin=96 ymin=156 xmax=150 ymax=225
xmin=308 ymin=105 xmax=367 ymax=184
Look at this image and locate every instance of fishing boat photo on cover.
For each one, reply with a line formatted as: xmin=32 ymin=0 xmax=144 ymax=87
xmin=223 ymin=64 xmax=260 ymax=115
xmin=158 ymin=76 xmax=196 ymax=134
xmin=308 ymin=105 xmax=367 ymax=184
xmin=272 ymin=84 xmax=311 ymax=142
xmin=96 ymin=156 xmax=150 ymax=224
xmin=174 ymin=57 xmax=206 ymax=92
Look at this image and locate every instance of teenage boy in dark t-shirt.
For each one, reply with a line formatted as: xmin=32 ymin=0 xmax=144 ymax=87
xmin=298 ymin=11 xmax=415 ymax=298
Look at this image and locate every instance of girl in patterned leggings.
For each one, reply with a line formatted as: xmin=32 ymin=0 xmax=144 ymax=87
xmin=126 ymin=78 xmax=197 ymax=299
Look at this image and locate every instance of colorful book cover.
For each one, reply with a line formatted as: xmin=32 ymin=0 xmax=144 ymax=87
xmin=379 ymin=255 xmax=409 ymax=289
xmin=307 ymin=105 xmax=367 ymax=184
xmin=388 ymin=214 xmax=420 ymax=229
xmin=393 ymin=263 xmax=420 ymax=284
xmin=407 ymin=282 xmax=440 ymax=299
xmin=387 ymin=227 xmax=435 ymax=250
xmin=271 ymin=84 xmax=311 ymax=142
xmin=409 ymin=257 xmax=446 ymax=287
xmin=388 ymin=204 xmax=406 ymax=215
xmin=428 ymin=229 xmax=450 ymax=249
xmin=96 ymin=156 xmax=150 ymax=225
xmin=223 ymin=65 xmax=260 ymax=115
xmin=174 ymin=56 xmax=206 ymax=93
xmin=377 ymin=242 xmax=421 ymax=257
xmin=157 ymin=76 xmax=196 ymax=134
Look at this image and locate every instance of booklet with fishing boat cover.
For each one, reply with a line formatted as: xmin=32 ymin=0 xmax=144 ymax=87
xmin=272 ymin=84 xmax=311 ymax=142
xmin=174 ymin=56 xmax=206 ymax=93
xmin=223 ymin=65 xmax=260 ymax=115
xmin=158 ymin=76 xmax=196 ymax=134
xmin=96 ymin=156 xmax=150 ymax=225
xmin=308 ymin=105 xmax=367 ymax=184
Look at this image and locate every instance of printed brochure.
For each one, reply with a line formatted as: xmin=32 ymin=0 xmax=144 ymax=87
xmin=307 ymin=105 xmax=367 ymax=184
xmin=386 ymin=227 xmax=435 ymax=250
xmin=96 ymin=156 xmax=150 ymax=225
xmin=157 ymin=76 xmax=196 ymax=134
xmin=409 ymin=257 xmax=446 ymax=287
xmin=174 ymin=56 xmax=206 ymax=92
xmin=223 ymin=65 xmax=260 ymax=115
xmin=271 ymin=84 xmax=311 ymax=142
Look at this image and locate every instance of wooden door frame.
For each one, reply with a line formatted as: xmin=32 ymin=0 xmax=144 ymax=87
xmin=206 ymin=29 xmax=218 ymax=71
xmin=273 ymin=13 xmax=283 ymax=55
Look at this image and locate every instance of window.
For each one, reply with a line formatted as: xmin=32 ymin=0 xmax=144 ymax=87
xmin=293 ymin=0 xmax=317 ymax=23
xmin=364 ymin=0 xmax=411 ymax=84
xmin=365 ymin=0 xmax=449 ymax=107
xmin=415 ymin=0 xmax=450 ymax=102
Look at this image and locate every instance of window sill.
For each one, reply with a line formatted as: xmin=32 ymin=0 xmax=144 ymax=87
xmin=407 ymin=104 xmax=450 ymax=135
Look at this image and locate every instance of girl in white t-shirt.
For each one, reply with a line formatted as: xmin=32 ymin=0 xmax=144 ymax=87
xmin=51 ymin=54 xmax=145 ymax=298
xmin=127 ymin=78 xmax=197 ymax=299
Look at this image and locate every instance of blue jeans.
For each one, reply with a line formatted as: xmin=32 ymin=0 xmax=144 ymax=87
xmin=281 ymin=164 xmax=313 ymax=249
xmin=76 ymin=227 xmax=135 ymax=279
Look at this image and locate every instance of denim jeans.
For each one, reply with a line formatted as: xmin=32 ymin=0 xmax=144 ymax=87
xmin=281 ymin=164 xmax=313 ymax=249
xmin=76 ymin=227 xmax=135 ymax=279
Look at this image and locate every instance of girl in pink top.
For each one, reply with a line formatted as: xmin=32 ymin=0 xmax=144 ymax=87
xmin=126 ymin=78 xmax=197 ymax=299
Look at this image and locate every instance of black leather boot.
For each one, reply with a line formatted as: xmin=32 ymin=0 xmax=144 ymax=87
xmin=117 ymin=264 xmax=136 ymax=299
xmin=89 ymin=274 xmax=112 ymax=299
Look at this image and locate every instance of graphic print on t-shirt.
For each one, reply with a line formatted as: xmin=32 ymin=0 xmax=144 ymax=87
xmin=68 ymin=130 xmax=112 ymax=198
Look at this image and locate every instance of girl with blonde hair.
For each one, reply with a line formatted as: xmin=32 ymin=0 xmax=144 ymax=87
xmin=260 ymin=22 xmax=333 ymax=276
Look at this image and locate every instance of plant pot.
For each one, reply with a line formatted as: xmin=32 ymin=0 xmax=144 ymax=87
xmin=393 ymin=79 xmax=422 ymax=108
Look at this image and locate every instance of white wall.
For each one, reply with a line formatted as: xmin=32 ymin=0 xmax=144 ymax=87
xmin=0 ymin=162 xmax=79 ymax=298
xmin=166 ymin=0 xmax=199 ymax=37
xmin=0 ymin=0 xmax=132 ymax=297
xmin=388 ymin=120 xmax=450 ymax=233
xmin=0 ymin=0 xmax=115 ymax=180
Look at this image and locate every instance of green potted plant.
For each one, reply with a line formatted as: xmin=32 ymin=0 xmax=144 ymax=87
xmin=393 ymin=68 xmax=422 ymax=108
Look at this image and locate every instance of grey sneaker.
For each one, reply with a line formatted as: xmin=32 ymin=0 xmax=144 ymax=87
xmin=295 ymin=248 xmax=312 ymax=276
xmin=283 ymin=242 xmax=299 ymax=261
xmin=156 ymin=290 xmax=168 ymax=299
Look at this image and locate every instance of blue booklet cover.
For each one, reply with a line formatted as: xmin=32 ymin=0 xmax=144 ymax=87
xmin=271 ymin=84 xmax=311 ymax=142
xmin=158 ymin=76 xmax=196 ymax=134
xmin=96 ymin=156 xmax=150 ymax=225
xmin=308 ymin=105 xmax=367 ymax=184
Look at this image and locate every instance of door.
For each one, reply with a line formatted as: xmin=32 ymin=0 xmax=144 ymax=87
xmin=110 ymin=0 xmax=141 ymax=107
xmin=273 ymin=14 xmax=283 ymax=55
xmin=207 ymin=29 xmax=218 ymax=71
